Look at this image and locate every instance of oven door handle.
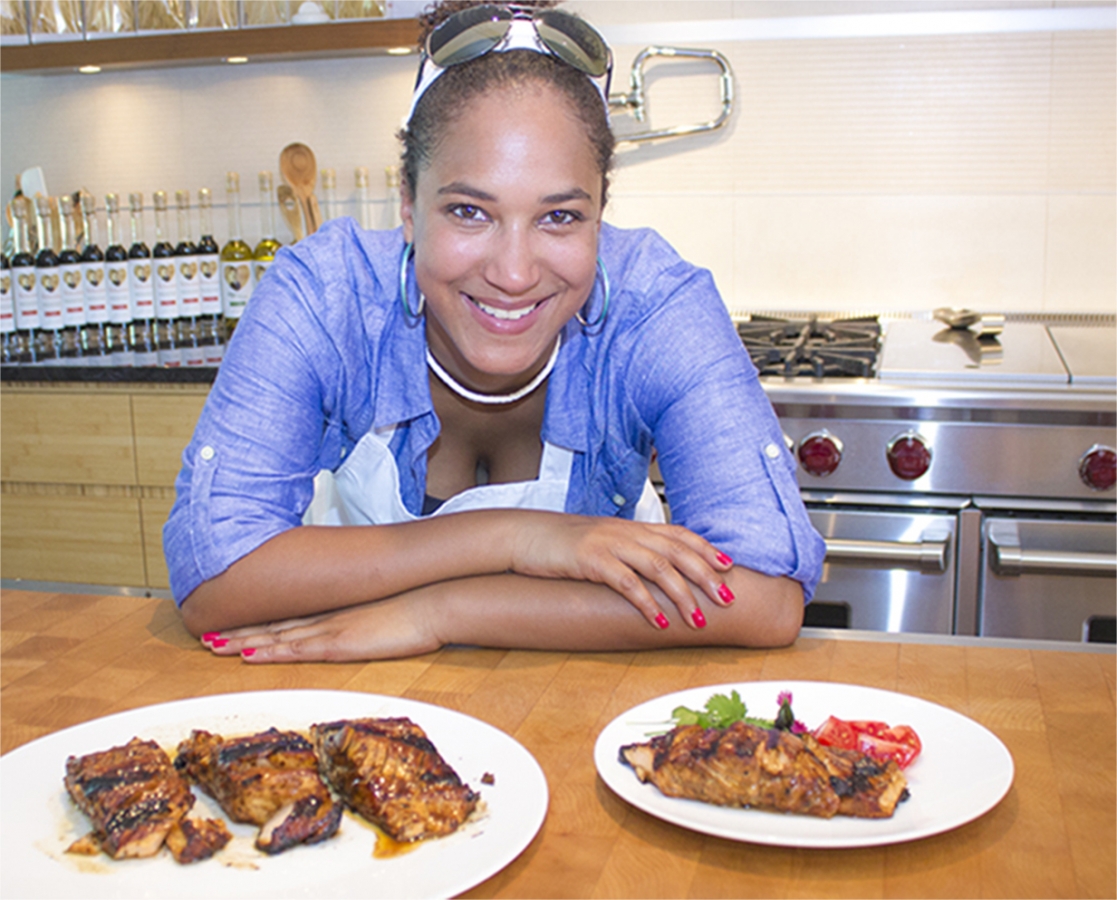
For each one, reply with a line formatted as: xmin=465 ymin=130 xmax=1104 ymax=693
xmin=824 ymin=538 xmax=948 ymax=573
xmin=990 ymin=537 xmax=1117 ymax=577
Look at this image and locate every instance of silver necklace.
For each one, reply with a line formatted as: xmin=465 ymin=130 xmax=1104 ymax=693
xmin=426 ymin=334 xmax=562 ymax=405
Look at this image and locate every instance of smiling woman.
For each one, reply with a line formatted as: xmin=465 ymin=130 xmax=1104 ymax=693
xmin=162 ymin=0 xmax=826 ymax=663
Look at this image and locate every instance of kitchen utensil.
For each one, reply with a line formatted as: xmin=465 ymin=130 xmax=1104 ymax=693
xmin=933 ymin=307 xmax=1005 ymax=336
xmin=276 ymin=184 xmax=304 ymax=242
xmin=279 ymin=142 xmax=322 ymax=235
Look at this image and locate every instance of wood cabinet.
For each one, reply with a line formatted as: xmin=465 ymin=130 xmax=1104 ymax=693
xmin=0 ymin=382 xmax=209 ymax=591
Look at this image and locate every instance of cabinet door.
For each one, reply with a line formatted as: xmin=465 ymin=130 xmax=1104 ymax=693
xmin=141 ymin=496 xmax=177 ymax=590
xmin=1 ymin=493 xmax=146 ymax=586
xmin=132 ymin=394 xmax=208 ymax=487
xmin=1 ymin=392 xmax=136 ymax=485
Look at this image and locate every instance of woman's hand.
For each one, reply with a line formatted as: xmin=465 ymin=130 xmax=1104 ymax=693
xmin=201 ymin=594 xmax=442 ymax=663
xmin=509 ymin=513 xmax=736 ymax=630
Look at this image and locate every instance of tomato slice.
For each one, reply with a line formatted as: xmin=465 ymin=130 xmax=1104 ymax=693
xmin=812 ymin=716 xmax=922 ymax=768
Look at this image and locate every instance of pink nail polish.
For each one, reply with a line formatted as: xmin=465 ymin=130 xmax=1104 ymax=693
xmin=655 ymin=612 xmax=670 ymax=629
xmin=202 ymin=632 xmax=220 ymax=642
xmin=242 ymin=648 xmax=256 ymax=658
xmin=718 ymin=583 xmax=735 ymax=604
xmin=692 ymin=609 xmax=707 ymax=628
xmin=716 ymin=551 xmax=733 ymax=566
xmin=211 ymin=638 xmax=229 ymax=649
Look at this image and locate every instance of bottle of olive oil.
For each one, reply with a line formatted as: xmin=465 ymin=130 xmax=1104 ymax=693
xmin=152 ymin=191 xmax=181 ymax=367
xmin=220 ymin=172 xmax=254 ymax=336
xmin=127 ymin=193 xmax=158 ymax=366
xmin=104 ymin=193 xmax=133 ymax=364
xmin=56 ymin=195 xmax=86 ymax=363
xmin=253 ymin=171 xmax=282 ymax=289
xmin=174 ymin=190 xmax=203 ymax=366
xmin=11 ymin=200 xmax=39 ymax=364
xmin=197 ymin=188 xmax=225 ymax=366
xmin=34 ymin=195 xmax=64 ymax=361
xmin=79 ymin=194 xmax=111 ymax=364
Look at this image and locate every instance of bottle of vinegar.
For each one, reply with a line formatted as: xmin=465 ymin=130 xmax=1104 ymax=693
xmin=174 ymin=189 xmax=203 ymax=366
xmin=1 ymin=243 xmax=13 ymax=364
xmin=152 ymin=191 xmax=181 ymax=367
xmin=56 ymin=195 xmax=86 ymax=363
xmin=34 ymin=196 xmax=64 ymax=362
xmin=127 ymin=193 xmax=158 ymax=367
xmin=104 ymin=193 xmax=133 ymax=364
xmin=11 ymin=199 xmax=40 ymax=364
xmin=220 ymin=172 xmax=254 ymax=336
xmin=79 ymin=195 xmax=111 ymax=364
xmin=196 ymin=188 xmax=224 ymax=366
xmin=253 ymin=171 xmax=282 ymax=289
xmin=355 ymin=166 xmax=373 ymax=230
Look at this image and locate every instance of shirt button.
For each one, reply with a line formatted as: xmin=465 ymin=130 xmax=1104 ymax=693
xmin=764 ymin=442 xmax=781 ymax=459
xmin=340 ymin=447 xmax=347 ymax=458
xmin=612 ymin=493 xmax=626 ymax=506
xmin=200 ymin=445 xmax=215 ymax=461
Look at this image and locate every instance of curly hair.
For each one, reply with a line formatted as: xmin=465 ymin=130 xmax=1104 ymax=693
xmin=399 ymin=1 xmax=615 ymax=206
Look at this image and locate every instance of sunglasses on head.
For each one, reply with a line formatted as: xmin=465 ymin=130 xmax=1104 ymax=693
xmin=407 ymin=4 xmax=613 ymax=123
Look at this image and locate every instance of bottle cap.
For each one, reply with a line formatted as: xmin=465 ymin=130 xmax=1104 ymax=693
xmin=175 ymin=189 xmax=191 ymax=209
xmin=153 ymin=191 xmax=168 ymax=210
xmin=105 ymin=193 xmax=119 ymax=213
xmin=355 ymin=166 xmax=369 ymax=188
xmin=129 ymin=192 xmax=144 ymax=210
xmin=259 ymin=171 xmax=274 ymax=191
xmin=35 ymin=195 xmax=53 ymax=216
xmin=198 ymin=187 xmax=212 ymax=208
xmin=226 ymin=172 xmax=240 ymax=193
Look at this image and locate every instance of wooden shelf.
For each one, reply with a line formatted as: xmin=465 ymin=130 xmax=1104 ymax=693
xmin=0 ymin=17 xmax=420 ymax=74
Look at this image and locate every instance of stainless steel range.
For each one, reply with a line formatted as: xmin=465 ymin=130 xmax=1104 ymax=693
xmin=738 ymin=312 xmax=1116 ymax=644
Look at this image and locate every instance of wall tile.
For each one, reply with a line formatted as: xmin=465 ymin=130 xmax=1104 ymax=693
xmin=1045 ymin=194 xmax=1117 ymax=313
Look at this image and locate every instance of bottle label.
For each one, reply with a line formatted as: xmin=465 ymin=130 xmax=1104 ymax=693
xmin=83 ymin=262 xmax=109 ymax=324
xmin=15 ymin=266 xmax=39 ymax=330
xmin=204 ymin=341 xmax=225 ymax=366
xmin=59 ymin=262 xmax=86 ymax=328
xmin=198 ymin=253 xmax=222 ymax=315
xmin=134 ymin=349 xmax=160 ymax=367
xmin=177 ymin=256 xmax=201 ymax=317
xmin=254 ymin=258 xmax=274 ymax=287
xmin=38 ymin=268 xmax=65 ymax=331
xmin=0 ymin=268 xmax=14 ymax=335
xmin=183 ymin=343 xmax=205 ymax=366
xmin=221 ymin=259 xmax=254 ymax=319
xmin=129 ymin=259 xmax=156 ymax=320
xmin=107 ymin=261 xmax=133 ymax=324
xmin=155 ymin=258 xmax=180 ymax=319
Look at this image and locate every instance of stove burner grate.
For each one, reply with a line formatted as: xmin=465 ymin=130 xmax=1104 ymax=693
xmin=737 ymin=315 xmax=882 ymax=378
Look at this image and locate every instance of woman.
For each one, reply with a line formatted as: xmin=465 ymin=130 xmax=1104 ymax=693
xmin=164 ymin=0 xmax=825 ymax=662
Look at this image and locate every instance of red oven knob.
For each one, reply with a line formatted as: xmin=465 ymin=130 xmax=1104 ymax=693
xmin=886 ymin=431 xmax=932 ymax=480
xmin=1079 ymin=445 xmax=1116 ymax=491
xmin=798 ymin=431 xmax=843 ymax=477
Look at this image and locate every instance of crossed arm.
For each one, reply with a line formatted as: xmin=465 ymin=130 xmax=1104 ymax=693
xmin=181 ymin=509 xmax=805 ymax=662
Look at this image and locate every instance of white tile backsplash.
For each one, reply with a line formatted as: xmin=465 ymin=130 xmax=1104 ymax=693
xmin=1 ymin=2 xmax=1113 ymax=315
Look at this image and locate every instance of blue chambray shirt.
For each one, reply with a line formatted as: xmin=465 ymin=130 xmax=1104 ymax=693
xmin=163 ymin=219 xmax=825 ymax=605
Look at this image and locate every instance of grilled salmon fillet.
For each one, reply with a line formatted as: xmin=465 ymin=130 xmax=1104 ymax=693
xmin=174 ymin=728 xmax=342 ymax=854
xmin=164 ymin=816 xmax=233 ymax=864
xmin=64 ymin=738 xmax=196 ymax=859
xmin=310 ymin=717 xmax=478 ymax=842
xmin=620 ymin=721 xmax=908 ymax=819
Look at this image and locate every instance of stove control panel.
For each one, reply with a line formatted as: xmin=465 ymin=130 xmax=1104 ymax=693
xmin=1079 ymin=445 xmax=1116 ymax=491
xmin=886 ymin=431 xmax=933 ymax=480
xmin=798 ymin=430 xmax=843 ymax=477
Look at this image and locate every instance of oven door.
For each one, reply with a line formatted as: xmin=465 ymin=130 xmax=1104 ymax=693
xmin=979 ymin=505 xmax=1117 ymax=642
xmin=802 ymin=492 xmax=962 ymax=635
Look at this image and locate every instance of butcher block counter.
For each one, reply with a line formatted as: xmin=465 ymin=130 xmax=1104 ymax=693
xmin=2 ymin=588 xmax=1114 ymax=899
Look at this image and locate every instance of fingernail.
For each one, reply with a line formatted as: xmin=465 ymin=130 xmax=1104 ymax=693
xmin=692 ymin=608 xmax=707 ymax=628
xmin=718 ymin=583 xmax=735 ymax=604
xmin=211 ymin=638 xmax=229 ymax=649
xmin=654 ymin=612 xmax=670 ymax=629
xmin=202 ymin=632 xmax=220 ymax=642
xmin=241 ymin=648 xmax=256 ymax=658
xmin=716 ymin=551 xmax=733 ymax=566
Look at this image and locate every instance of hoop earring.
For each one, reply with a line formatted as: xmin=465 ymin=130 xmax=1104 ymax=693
xmin=399 ymin=242 xmax=425 ymax=317
xmin=575 ymin=257 xmax=610 ymax=328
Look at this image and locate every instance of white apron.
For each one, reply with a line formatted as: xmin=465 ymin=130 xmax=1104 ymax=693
xmin=303 ymin=425 xmax=666 ymax=526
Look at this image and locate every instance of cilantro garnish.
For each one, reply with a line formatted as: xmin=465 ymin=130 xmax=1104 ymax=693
xmin=667 ymin=689 xmax=806 ymax=733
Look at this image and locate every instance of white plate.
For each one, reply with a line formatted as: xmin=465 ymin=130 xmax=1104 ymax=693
xmin=594 ymin=680 xmax=1013 ymax=849
xmin=1 ymin=690 xmax=548 ymax=899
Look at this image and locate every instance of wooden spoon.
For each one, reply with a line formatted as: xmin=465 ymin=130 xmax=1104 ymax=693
xmin=276 ymin=184 xmax=304 ymax=242
xmin=279 ymin=142 xmax=322 ymax=235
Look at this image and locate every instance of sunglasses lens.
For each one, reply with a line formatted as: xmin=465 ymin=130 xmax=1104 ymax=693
xmin=535 ymin=10 xmax=609 ymax=77
xmin=429 ymin=5 xmax=513 ymax=67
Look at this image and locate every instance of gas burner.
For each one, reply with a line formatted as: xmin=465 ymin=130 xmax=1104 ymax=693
xmin=737 ymin=316 xmax=882 ymax=378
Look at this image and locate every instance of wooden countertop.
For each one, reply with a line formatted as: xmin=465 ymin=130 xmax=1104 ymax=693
xmin=2 ymin=588 xmax=1114 ymax=898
